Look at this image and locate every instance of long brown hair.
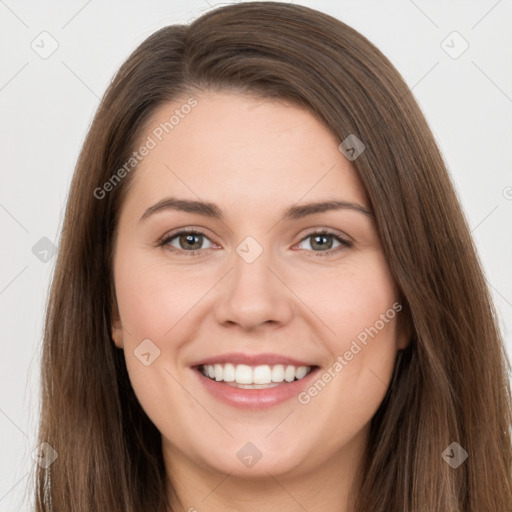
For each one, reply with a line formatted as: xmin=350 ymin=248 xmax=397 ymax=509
xmin=33 ymin=2 xmax=512 ymax=510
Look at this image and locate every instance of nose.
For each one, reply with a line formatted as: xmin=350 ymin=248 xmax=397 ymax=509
xmin=214 ymin=245 xmax=295 ymax=332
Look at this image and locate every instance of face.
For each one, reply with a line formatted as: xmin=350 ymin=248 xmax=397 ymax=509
xmin=111 ymin=91 xmax=408 ymax=483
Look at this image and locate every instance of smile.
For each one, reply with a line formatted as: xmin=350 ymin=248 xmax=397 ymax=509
xmin=192 ymin=357 xmax=321 ymax=409
xmin=199 ymin=363 xmax=313 ymax=388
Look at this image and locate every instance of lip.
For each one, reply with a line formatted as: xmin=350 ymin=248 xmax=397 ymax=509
xmin=193 ymin=365 xmax=321 ymax=410
xmin=190 ymin=352 xmax=316 ymax=367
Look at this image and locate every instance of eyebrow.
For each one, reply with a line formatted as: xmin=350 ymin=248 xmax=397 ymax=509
xmin=139 ymin=196 xmax=373 ymax=222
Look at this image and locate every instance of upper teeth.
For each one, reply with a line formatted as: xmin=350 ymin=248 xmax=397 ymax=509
xmin=201 ymin=363 xmax=311 ymax=384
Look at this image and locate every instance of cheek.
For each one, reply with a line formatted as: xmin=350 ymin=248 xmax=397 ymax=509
xmin=299 ymin=253 xmax=400 ymax=411
xmin=313 ymin=253 xmax=399 ymax=347
xmin=112 ymin=248 xmax=214 ymax=402
xmin=112 ymin=249 xmax=202 ymax=430
xmin=113 ymin=249 xmax=211 ymax=341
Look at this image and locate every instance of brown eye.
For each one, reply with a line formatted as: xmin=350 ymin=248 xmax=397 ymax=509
xmin=309 ymin=234 xmax=334 ymax=251
xmin=177 ymin=233 xmax=203 ymax=250
xmin=160 ymin=230 xmax=215 ymax=255
xmin=297 ymin=231 xmax=351 ymax=257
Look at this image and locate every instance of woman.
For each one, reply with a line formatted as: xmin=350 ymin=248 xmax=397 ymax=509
xmin=33 ymin=2 xmax=512 ymax=511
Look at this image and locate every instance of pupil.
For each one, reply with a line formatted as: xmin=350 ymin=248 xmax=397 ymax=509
xmin=181 ymin=233 xmax=202 ymax=250
xmin=312 ymin=235 xmax=332 ymax=250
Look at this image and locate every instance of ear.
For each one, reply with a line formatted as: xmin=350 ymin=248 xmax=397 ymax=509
xmin=396 ymin=325 xmax=411 ymax=351
xmin=395 ymin=301 xmax=414 ymax=351
xmin=111 ymin=302 xmax=124 ymax=349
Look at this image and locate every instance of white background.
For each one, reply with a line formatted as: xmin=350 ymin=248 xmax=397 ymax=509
xmin=1 ymin=1 xmax=511 ymax=510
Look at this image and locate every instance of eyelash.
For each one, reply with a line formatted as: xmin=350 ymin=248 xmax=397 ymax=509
xmin=157 ymin=228 xmax=352 ymax=258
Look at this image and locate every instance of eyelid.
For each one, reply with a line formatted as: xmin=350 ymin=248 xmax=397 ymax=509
xmin=294 ymin=229 xmax=352 ymax=257
xmin=157 ymin=227 xmax=352 ymax=257
xmin=157 ymin=227 xmax=216 ymax=252
xmin=297 ymin=226 xmax=353 ymax=244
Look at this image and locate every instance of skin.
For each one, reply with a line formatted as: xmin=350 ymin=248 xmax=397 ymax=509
xmin=111 ymin=91 xmax=409 ymax=512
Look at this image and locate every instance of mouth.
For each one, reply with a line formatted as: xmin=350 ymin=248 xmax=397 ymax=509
xmin=196 ymin=363 xmax=316 ymax=389
xmin=192 ymin=361 xmax=321 ymax=409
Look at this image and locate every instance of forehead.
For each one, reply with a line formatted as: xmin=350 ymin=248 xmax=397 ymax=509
xmin=122 ymin=91 xmax=368 ymax=218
